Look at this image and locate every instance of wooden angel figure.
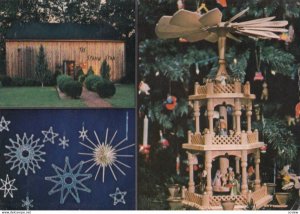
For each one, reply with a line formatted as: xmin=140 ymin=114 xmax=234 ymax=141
xmin=213 ymin=170 xmax=222 ymax=191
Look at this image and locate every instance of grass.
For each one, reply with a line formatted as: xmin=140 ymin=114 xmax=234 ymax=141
xmin=0 ymin=87 xmax=86 ymax=107
xmin=104 ymin=84 xmax=135 ymax=108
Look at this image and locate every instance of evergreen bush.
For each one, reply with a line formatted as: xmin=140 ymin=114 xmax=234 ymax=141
xmin=57 ymin=74 xmax=72 ymax=92
xmin=1 ymin=76 xmax=12 ymax=86
xmin=95 ymin=79 xmax=116 ymax=98
xmin=78 ymin=74 xmax=86 ymax=84
xmin=85 ymin=75 xmax=103 ymax=91
xmin=100 ymin=59 xmax=110 ymax=80
xmin=35 ymin=45 xmax=50 ymax=87
xmin=63 ymin=81 xmax=82 ymax=99
xmin=86 ymin=66 xmax=94 ymax=76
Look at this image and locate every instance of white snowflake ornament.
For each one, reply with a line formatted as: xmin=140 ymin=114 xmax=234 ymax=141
xmin=0 ymin=116 xmax=10 ymax=132
xmin=58 ymin=136 xmax=69 ymax=149
xmin=0 ymin=174 xmax=18 ymax=198
xmin=109 ymin=187 xmax=127 ymax=206
xmin=21 ymin=195 xmax=34 ymax=210
xmin=42 ymin=126 xmax=59 ymax=144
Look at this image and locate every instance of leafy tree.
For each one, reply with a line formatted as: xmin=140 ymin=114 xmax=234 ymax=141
xmin=35 ymin=45 xmax=49 ymax=87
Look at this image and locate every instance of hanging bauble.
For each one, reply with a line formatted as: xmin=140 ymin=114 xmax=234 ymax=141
xmin=286 ymin=115 xmax=296 ymax=126
xmin=164 ymin=95 xmax=177 ymax=111
xmin=261 ymin=82 xmax=268 ymax=101
xmin=179 ymin=38 xmax=188 ymax=43
xmin=280 ymin=32 xmax=289 ymax=41
xmin=176 ymin=154 xmax=180 ymax=175
xmin=177 ymin=0 xmax=184 ymax=10
xmin=159 ymin=130 xmax=169 ymax=149
xmin=139 ymin=81 xmax=150 ymax=95
xmin=260 ymin=145 xmax=267 ymax=154
xmin=216 ymin=0 xmax=227 ymax=7
xmin=139 ymin=144 xmax=151 ymax=155
xmin=288 ymin=25 xmax=295 ymax=43
xmin=195 ymin=63 xmax=200 ymax=75
xmin=254 ymin=72 xmax=264 ymax=81
xmin=155 ymin=71 xmax=160 ymax=76
xmin=295 ymin=102 xmax=300 ymax=118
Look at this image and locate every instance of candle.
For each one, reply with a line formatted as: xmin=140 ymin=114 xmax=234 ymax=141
xmin=143 ymin=115 xmax=148 ymax=146
xmin=176 ymin=154 xmax=180 ymax=175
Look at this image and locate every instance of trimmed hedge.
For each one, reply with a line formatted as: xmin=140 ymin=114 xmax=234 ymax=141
xmin=96 ymin=79 xmax=116 ymax=98
xmin=56 ymin=74 xmax=82 ymax=98
xmin=63 ymin=81 xmax=82 ymax=99
xmin=85 ymin=75 xmax=103 ymax=91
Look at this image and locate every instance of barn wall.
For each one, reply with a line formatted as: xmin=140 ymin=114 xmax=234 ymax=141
xmin=5 ymin=40 xmax=125 ymax=81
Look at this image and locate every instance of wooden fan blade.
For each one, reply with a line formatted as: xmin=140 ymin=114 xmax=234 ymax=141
xmin=199 ymin=8 xmax=222 ymax=27
xmin=170 ymin=9 xmax=203 ymax=28
xmin=205 ymin=32 xmax=218 ymax=43
xmin=232 ymin=16 xmax=275 ymax=26
xmin=238 ymin=29 xmax=280 ymax=39
xmin=241 ymin=27 xmax=288 ymax=33
xmin=235 ymin=20 xmax=288 ymax=28
xmin=228 ymin=7 xmax=249 ymax=23
xmin=184 ymin=31 xmax=210 ymax=42
xmin=155 ymin=16 xmax=200 ymax=39
xmin=227 ymin=33 xmax=242 ymax=42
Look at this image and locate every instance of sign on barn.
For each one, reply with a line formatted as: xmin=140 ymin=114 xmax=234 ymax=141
xmin=5 ymin=23 xmax=125 ymax=81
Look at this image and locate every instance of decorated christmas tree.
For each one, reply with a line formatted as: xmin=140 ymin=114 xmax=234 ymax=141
xmin=138 ymin=0 xmax=300 ymax=209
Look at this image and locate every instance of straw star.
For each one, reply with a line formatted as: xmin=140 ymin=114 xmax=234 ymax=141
xmin=109 ymin=187 xmax=127 ymax=206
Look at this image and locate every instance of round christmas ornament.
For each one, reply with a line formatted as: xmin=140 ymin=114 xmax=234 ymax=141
xmin=254 ymin=72 xmax=264 ymax=81
xmin=295 ymin=102 xmax=300 ymax=118
xmin=139 ymin=144 xmax=151 ymax=155
xmin=159 ymin=130 xmax=169 ymax=149
xmin=261 ymin=82 xmax=268 ymax=101
xmin=164 ymin=95 xmax=177 ymax=111
xmin=260 ymin=145 xmax=267 ymax=154
xmin=138 ymin=81 xmax=150 ymax=95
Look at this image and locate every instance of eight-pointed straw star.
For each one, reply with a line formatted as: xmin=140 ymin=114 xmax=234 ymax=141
xmin=45 ymin=156 xmax=92 ymax=204
xmin=109 ymin=187 xmax=127 ymax=206
xmin=0 ymin=116 xmax=11 ymax=132
xmin=0 ymin=174 xmax=18 ymax=198
xmin=42 ymin=126 xmax=59 ymax=144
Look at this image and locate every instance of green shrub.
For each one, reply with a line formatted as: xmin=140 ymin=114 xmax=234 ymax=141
xmin=11 ymin=77 xmax=25 ymax=86
xmin=1 ymin=76 xmax=12 ymax=86
xmin=24 ymin=79 xmax=40 ymax=86
xmin=57 ymin=74 xmax=72 ymax=92
xmin=78 ymin=74 xmax=86 ymax=84
xmin=86 ymin=66 xmax=94 ymax=76
xmin=75 ymin=67 xmax=84 ymax=80
xmin=43 ymin=71 xmax=56 ymax=86
xmin=96 ymin=79 xmax=116 ymax=98
xmin=85 ymin=75 xmax=103 ymax=91
xmin=63 ymin=81 xmax=82 ymax=98
xmin=100 ymin=59 xmax=110 ymax=80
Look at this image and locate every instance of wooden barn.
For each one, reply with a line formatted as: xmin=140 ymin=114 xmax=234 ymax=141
xmin=5 ymin=23 xmax=125 ymax=81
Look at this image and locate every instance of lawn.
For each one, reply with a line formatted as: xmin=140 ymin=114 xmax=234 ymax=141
xmin=104 ymin=84 xmax=135 ymax=108
xmin=0 ymin=87 xmax=86 ymax=107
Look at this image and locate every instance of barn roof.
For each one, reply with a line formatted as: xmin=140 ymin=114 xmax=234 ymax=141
xmin=6 ymin=22 xmax=122 ymax=41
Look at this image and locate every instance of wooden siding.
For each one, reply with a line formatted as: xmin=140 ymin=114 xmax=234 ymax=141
xmin=6 ymin=40 xmax=125 ymax=81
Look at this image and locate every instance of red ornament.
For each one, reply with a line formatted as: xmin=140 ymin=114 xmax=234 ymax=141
xmin=179 ymin=38 xmax=188 ymax=43
xmin=159 ymin=131 xmax=170 ymax=149
xmin=254 ymin=72 xmax=264 ymax=81
xmin=216 ymin=0 xmax=227 ymax=7
xmin=139 ymin=145 xmax=151 ymax=155
xmin=260 ymin=145 xmax=267 ymax=153
xmin=165 ymin=95 xmax=177 ymax=111
xmin=295 ymin=102 xmax=300 ymax=118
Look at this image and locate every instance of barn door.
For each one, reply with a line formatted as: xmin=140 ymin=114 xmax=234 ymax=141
xmin=63 ymin=60 xmax=75 ymax=79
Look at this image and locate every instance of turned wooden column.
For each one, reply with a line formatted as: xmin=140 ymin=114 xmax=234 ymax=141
xmin=207 ymin=99 xmax=214 ymax=133
xmin=234 ymin=98 xmax=242 ymax=134
xmin=232 ymin=106 xmax=236 ymax=130
xmin=255 ymin=150 xmax=261 ymax=190
xmin=194 ymin=100 xmax=200 ymax=134
xmin=235 ymin=157 xmax=240 ymax=174
xmin=205 ymin=151 xmax=213 ymax=195
xmin=246 ymin=102 xmax=252 ymax=133
xmin=241 ymin=150 xmax=248 ymax=195
xmin=219 ymin=156 xmax=229 ymax=176
xmin=187 ymin=132 xmax=195 ymax=193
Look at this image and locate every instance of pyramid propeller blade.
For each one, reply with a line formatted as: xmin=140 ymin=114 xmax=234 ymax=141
xmin=184 ymin=31 xmax=210 ymax=42
xmin=205 ymin=33 xmax=218 ymax=43
xmin=155 ymin=16 xmax=200 ymax=39
xmin=228 ymin=7 xmax=249 ymax=23
xmin=235 ymin=20 xmax=288 ymax=28
xmin=170 ymin=9 xmax=203 ymax=28
xmin=232 ymin=16 xmax=276 ymax=26
xmin=199 ymin=8 xmax=222 ymax=27
xmin=240 ymin=27 xmax=288 ymax=33
xmin=238 ymin=29 xmax=280 ymax=39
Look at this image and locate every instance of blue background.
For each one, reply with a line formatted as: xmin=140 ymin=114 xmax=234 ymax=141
xmin=0 ymin=109 xmax=136 ymax=210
